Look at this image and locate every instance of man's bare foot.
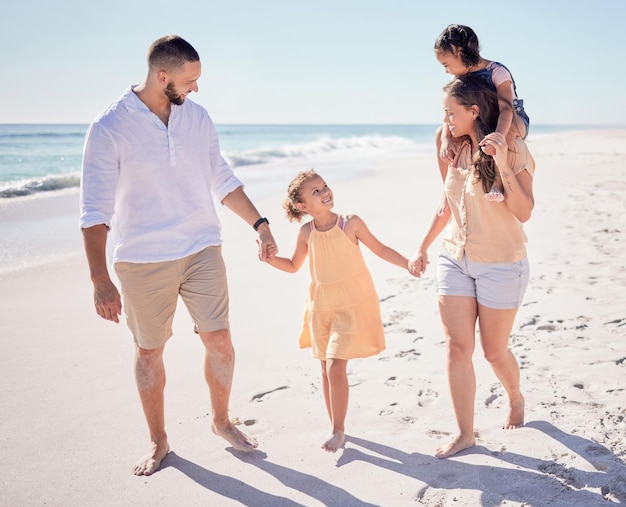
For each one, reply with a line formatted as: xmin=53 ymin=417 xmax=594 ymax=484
xmin=434 ymin=434 xmax=476 ymax=459
xmin=132 ymin=441 xmax=170 ymax=476
xmin=504 ymin=395 xmax=525 ymax=429
xmin=212 ymin=422 xmax=258 ymax=452
xmin=322 ymin=431 xmax=345 ymax=453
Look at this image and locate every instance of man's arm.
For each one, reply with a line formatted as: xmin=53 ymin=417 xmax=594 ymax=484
xmin=221 ymin=186 xmax=278 ymax=260
xmin=82 ymin=224 xmax=122 ymax=323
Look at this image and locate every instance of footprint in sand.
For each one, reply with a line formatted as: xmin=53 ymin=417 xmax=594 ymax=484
xmin=484 ymin=385 xmax=502 ymax=407
xmin=426 ymin=429 xmax=452 ymax=439
xmin=383 ymin=309 xmax=411 ymax=327
xmin=379 ymin=402 xmax=398 ymax=416
xmin=250 ymin=385 xmax=290 ymax=402
xmin=384 ymin=376 xmax=398 ymax=387
xmin=538 ymin=462 xmax=585 ymax=490
xmin=520 ymin=314 xmax=540 ymax=328
xmin=417 ymin=388 xmax=439 ymax=408
xmin=485 ymin=393 xmax=499 ymax=407
xmin=537 ymin=323 xmax=559 ymax=331
xmin=394 ymin=348 xmax=421 ymax=360
xmin=231 ymin=417 xmax=257 ymax=427
xmin=605 ymin=317 xmax=626 ymax=328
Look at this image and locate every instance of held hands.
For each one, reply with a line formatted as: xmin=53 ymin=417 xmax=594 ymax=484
xmin=479 ymin=132 xmax=508 ymax=166
xmin=408 ymin=251 xmax=429 ymax=278
xmin=256 ymin=229 xmax=278 ymax=262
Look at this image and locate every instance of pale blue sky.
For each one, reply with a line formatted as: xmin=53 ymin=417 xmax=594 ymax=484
xmin=2 ymin=0 xmax=624 ymax=125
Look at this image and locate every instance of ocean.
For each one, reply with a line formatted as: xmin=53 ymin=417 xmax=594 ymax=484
xmin=0 ymin=123 xmax=433 ymax=274
xmin=0 ymin=123 xmax=589 ymax=200
xmin=0 ymin=122 xmax=593 ymax=275
xmin=0 ymin=124 xmax=429 ymax=199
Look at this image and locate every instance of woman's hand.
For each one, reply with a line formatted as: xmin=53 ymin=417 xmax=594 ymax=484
xmin=481 ymin=133 xmax=535 ymax=222
xmin=480 ymin=132 xmax=508 ymax=167
xmin=408 ymin=251 xmax=429 ymax=278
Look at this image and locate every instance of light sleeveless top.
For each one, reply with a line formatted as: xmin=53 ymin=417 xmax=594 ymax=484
xmin=298 ymin=215 xmax=386 ymax=360
xmin=442 ymin=138 xmax=535 ymax=263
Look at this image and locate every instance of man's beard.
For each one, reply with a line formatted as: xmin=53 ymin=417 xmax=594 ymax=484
xmin=164 ymin=82 xmax=185 ymax=105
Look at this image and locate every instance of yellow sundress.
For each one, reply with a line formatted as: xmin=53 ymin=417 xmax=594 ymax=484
xmin=298 ymin=215 xmax=386 ymax=360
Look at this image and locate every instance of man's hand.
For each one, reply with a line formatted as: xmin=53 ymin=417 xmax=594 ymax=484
xmin=93 ymin=278 xmax=122 ymax=323
xmin=256 ymin=227 xmax=278 ymax=261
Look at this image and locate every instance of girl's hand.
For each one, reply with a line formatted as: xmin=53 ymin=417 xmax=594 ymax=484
xmin=440 ymin=137 xmax=458 ymax=163
xmin=256 ymin=236 xmax=277 ymax=262
xmin=408 ymin=252 xmax=429 ymax=278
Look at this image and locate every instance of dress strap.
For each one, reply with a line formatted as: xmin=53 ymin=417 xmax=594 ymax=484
xmin=338 ymin=215 xmax=345 ymax=230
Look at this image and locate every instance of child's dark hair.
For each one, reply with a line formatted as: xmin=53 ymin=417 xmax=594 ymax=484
xmin=282 ymin=169 xmax=318 ymax=222
xmin=444 ymin=74 xmax=503 ymax=193
xmin=434 ymin=24 xmax=481 ymax=68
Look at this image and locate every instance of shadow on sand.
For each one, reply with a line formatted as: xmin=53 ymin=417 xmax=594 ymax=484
xmin=161 ymin=448 xmax=378 ymax=507
xmin=157 ymin=420 xmax=625 ymax=506
xmin=335 ymin=421 xmax=624 ymax=505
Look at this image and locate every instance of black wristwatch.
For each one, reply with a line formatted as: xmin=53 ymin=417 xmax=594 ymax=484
xmin=253 ymin=217 xmax=269 ymax=231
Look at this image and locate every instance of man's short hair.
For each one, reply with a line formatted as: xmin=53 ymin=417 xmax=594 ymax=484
xmin=147 ymin=35 xmax=200 ymax=72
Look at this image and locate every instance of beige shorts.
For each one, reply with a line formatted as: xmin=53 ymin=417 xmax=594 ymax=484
xmin=114 ymin=246 xmax=229 ymax=349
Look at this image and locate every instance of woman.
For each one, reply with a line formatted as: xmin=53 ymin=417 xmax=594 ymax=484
xmin=409 ymin=74 xmax=535 ymax=458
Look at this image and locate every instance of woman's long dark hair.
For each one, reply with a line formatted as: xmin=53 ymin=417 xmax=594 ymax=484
xmin=444 ymin=75 xmax=505 ymax=193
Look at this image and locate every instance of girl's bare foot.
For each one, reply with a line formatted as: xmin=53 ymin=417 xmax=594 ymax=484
xmin=322 ymin=431 xmax=345 ymax=453
xmin=484 ymin=189 xmax=504 ymax=202
xmin=485 ymin=179 xmax=505 ymax=202
xmin=212 ymin=422 xmax=258 ymax=452
xmin=504 ymin=395 xmax=525 ymax=429
xmin=132 ymin=441 xmax=170 ymax=476
xmin=434 ymin=434 xmax=476 ymax=459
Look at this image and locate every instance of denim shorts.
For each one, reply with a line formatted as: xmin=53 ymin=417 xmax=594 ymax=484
xmin=437 ymin=250 xmax=529 ymax=310
xmin=513 ymin=98 xmax=530 ymax=138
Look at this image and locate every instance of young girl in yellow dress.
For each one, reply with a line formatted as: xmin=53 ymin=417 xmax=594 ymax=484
xmin=263 ymin=169 xmax=414 ymax=452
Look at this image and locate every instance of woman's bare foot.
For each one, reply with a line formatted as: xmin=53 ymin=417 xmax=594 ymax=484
xmin=434 ymin=434 xmax=476 ymax=459
xmin=212 ymin=422 xmax=258 ymax=452
xmin=132 ymin=441 xmax=170 ymax=476
xmin=504 ymin=395 xmax=525 ymax=429
xmin=322 ymin=431 xmax=345 ymax=453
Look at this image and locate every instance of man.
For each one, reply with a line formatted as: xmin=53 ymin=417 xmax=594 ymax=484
xmin=80 ymin=35 xmax=277 ymax=476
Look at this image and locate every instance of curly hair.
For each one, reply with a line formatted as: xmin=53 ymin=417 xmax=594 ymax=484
xmin=434 ymin=24 xmax=481 ymax=69
xmin=282 ymin=169 xmax=318 ymax=222
xmin=444 ymin=74 xmax=504 ymax=193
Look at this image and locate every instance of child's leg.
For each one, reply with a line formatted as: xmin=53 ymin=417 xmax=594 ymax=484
xmin=510 ymin=113 xmax=528 ymax=140
xmin=435 ymin=127 xmax=452 ymax=214
xmin=485 ymin=129 xmax=526 ymax=201
xmin=320 ymin=360 xmax=332 ymax=422
xmin=321 ymin=358 xmax=348 ymax=453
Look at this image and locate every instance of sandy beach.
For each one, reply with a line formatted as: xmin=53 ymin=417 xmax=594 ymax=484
xmin=1 ymin=129 xmax=625 ymax=506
